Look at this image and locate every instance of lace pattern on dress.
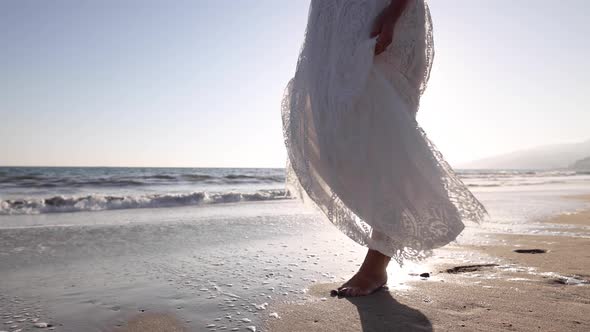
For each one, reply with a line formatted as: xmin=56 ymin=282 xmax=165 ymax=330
xmin=282 ymin=0 xmax=486 ymax=266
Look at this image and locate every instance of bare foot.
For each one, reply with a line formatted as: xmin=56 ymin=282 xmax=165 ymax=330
xmin=334 ymin=249 xmax=391 ymax=297
xmin=336 ymin=270 xmax=388 ymax=297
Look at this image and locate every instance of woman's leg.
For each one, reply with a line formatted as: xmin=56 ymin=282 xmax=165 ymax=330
xmin=336 ymin=249 xmax=390 ymax=297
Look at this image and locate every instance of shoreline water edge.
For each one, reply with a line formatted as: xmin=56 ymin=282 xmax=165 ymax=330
xmin=1 ymin=167 xmax=589 ymax=331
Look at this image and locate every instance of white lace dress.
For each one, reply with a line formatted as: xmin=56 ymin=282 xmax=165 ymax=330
xmin=282 ymin=0 xmax=486 ymax=265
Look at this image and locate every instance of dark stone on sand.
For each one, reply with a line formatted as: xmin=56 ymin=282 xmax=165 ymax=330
xmin=513 ymin=249 xmax=547 ymax=254
xmin=550 ymin=278 xmax=568 ymax=285
xmin=419 ymin=273 xmax=430 ymax=278
xmin=443 ymin=264 xmax=499 ymax=274
xmin=547 ymin=275 xmax=589 ymax=286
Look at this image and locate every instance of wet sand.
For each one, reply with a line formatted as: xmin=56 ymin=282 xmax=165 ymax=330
xmin=267 ymin=196 xmax=590 ymax=332
xmin=118 ymin=313 xmax=187 ymax=332
xmin=0 ymin=202 xmax=369 ymax=332
xmin=2 ymin=196 xmax=589 ymax=331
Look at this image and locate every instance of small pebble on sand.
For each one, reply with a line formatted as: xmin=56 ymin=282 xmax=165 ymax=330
xmin=241 ymin=318 xmax=251 ymax=323
xmin=268 ymin=312 xmax=280 ymax=319
xmin=246 ymin=326 xmax=256 ymax=332
xmin=34 ymin=322 xmax=49 ymax=328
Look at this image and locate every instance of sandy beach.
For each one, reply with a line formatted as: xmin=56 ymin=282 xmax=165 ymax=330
xmin=267 ymin=195 xmax=590 ymax=332
xmin=1 ymin=186 xmax=589 ymax=332
xmin=0 ymin=201 xmax=370 ymax=332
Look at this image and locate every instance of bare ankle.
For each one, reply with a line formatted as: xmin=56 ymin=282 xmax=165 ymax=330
xmin=358 ymin=249 xmax=390 ymax=275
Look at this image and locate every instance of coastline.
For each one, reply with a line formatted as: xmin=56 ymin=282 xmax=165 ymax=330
xmin=1 ymin=194 xmax=589 ymax=332
xmin=266 ymin=195 xmax=590 ymax=332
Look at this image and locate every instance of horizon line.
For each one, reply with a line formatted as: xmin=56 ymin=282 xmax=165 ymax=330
xmin=0 ymin=165 xmax=286 ymax=169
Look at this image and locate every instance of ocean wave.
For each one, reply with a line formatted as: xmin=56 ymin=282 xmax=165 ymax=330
xmin=4 ymin=175 xmax=47 ymax=181
xmin=0 ymin=190 xmax=291 ymax=215
xmin=457 ymin=170 xmax=578 ymax=179
xmin=180 ymin=174 xmax=215 ymax=181
xmin=142 ymin=174 xmax=178 ymax=180
xmin=467 ymin=180 xmax=569 ymax=188
xmin=0 ymin=172 xmax=286 ymax=189
xmin=223 ymin=174 xmax=284 ymax=182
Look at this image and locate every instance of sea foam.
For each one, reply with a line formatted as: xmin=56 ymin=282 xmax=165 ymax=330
xmin=0 ymin=190 xmax=290 ymax=215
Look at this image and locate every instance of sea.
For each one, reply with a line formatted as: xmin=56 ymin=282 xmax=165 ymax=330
xmin=1 ymin=166 xmax=590 ymax=216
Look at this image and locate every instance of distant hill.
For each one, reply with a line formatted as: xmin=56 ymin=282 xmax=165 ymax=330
xmin=460 ymin=139 xmax=590 ymax=170
xmin=572 ymin=156 xmax=590 ymax=170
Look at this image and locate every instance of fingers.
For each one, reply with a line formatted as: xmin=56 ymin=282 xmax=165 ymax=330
xmin=370 ymin=12 xmax=384 ymax=37
xmin=374 ymin=43 xmax=386 ymax=56
xmin=374 ymin=24 xmax=393 ymax=55
xmin=370 ymin=24 xmax=381 ymax=38
xmin=374 ymin=39 xmax=390 ymax=55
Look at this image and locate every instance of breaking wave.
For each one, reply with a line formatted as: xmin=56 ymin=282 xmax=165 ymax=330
xmin=0 ymin=190 xmax=291 ymax=215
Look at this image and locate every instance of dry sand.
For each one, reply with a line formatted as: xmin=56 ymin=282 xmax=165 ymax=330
xmin=542 ymin=195 xmax=590 ymax=227
xmin=266 ymin=196 xmax=590 ymax=332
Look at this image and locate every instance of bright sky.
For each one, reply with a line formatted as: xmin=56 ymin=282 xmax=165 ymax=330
xmin=1 ymin=0 xmax=588 ymax=167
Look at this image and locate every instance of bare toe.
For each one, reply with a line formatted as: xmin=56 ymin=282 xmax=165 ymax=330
xmin=341 ymin=288 xmax=351 ymax=297
xmin=335 ymin=271 xmax=387 ymax=297
xmin=337 ymin=281 xmax=351 ymax=291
